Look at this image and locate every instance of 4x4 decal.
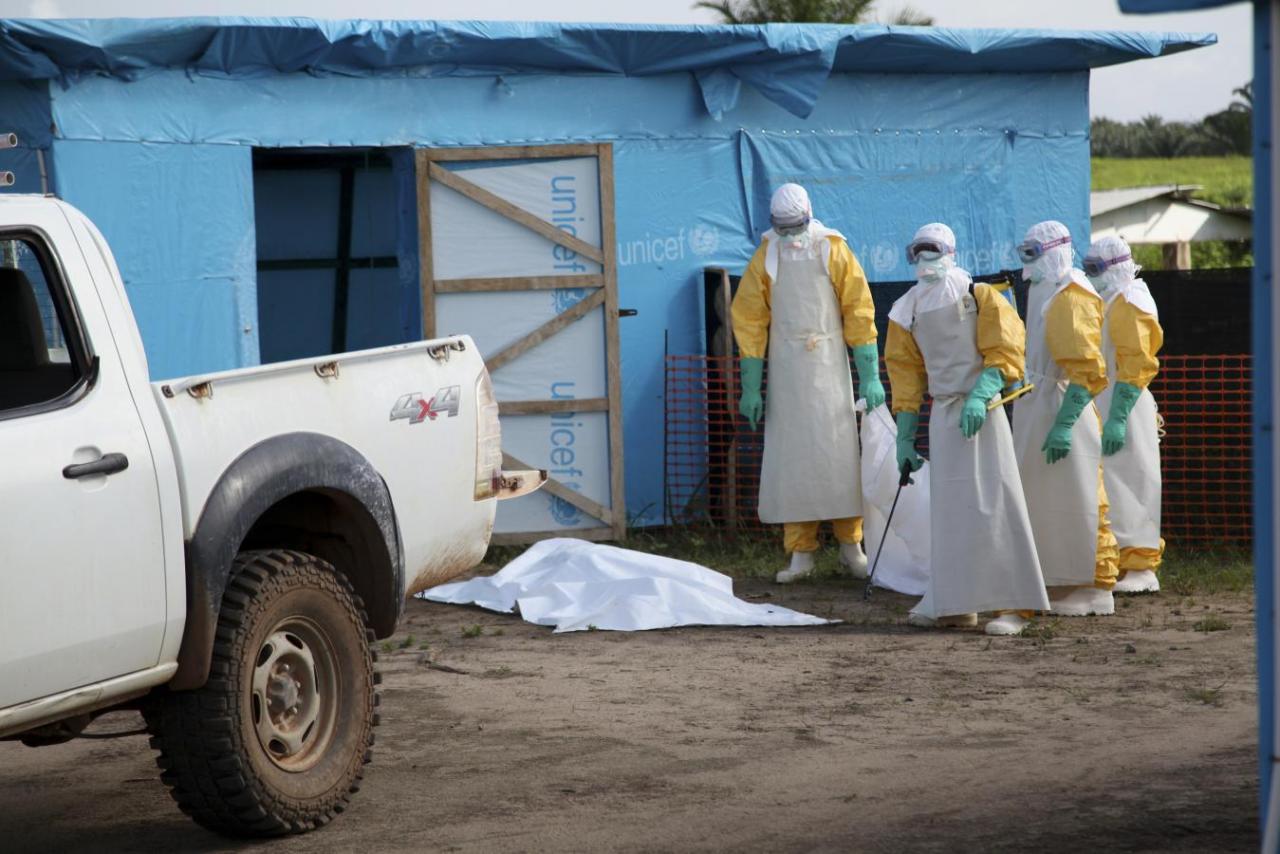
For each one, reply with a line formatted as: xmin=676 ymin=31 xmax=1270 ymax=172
xmin=391 ymin=386 xmax=461 ymax=424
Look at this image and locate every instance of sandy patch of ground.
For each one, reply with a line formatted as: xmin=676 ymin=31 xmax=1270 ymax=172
xmin=0 ymin=578 xmax=1258 ymax=852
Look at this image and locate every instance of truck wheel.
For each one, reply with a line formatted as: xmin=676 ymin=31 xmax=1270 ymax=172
xmin=144 ymin=550 xmax=379 ymax=836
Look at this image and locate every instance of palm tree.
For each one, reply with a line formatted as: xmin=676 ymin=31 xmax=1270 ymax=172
xmin=695 ymin=0 xmax=934 ymax=25
xmin=1229 ymin=81 xmax=1253 ymax=114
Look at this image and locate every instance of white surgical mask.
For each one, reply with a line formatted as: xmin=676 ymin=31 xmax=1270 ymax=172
xmin=916 ymin=255 xmax=952 ymax=282
xmin=1088 ymin=274 xmax=1113 ymax=296
xmin=785 ymin=227 xmax=813 ymax=250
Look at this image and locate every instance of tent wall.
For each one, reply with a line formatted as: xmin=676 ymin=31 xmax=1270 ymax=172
xmin=0 ymin=80 xmax=51 ymax=194
xmin=51 ymin=139 xmax=259 ymax=377
xmin=43 ymin=68 xmax=1089 ymax=526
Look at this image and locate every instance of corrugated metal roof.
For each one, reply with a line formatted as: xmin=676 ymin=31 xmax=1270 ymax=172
xmin=1091 ymin=185 xmax=1204 ymax=215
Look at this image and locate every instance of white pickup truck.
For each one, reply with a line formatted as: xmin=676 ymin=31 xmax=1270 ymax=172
xmin=0 ymin=194 xmax=542 ymax=835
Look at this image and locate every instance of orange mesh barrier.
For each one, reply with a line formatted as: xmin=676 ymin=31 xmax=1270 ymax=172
xmin=664 ymin=354 xmax=1251 ymax=546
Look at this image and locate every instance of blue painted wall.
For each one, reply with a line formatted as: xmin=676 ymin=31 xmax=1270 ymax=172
xmin=36 ymin=68 xmax=1090 ymax=525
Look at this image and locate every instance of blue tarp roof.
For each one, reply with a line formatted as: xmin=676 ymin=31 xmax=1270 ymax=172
xmin=0 ymin=19 xmax=1217 ymax=118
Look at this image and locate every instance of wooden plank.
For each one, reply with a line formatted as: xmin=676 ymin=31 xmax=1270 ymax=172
xmin=428 ymin=162 xmax=605 ymax=264
xmin=435 ymin=274 xmax=604 ymax=294
xmin=426 ymin=144 xmax=600 ymax=162
xmin=414 ymin=150 xmax=436 ymax=339
xmin=485 ymin=288 xmax=606 ymax=374
xmin=597 ymin=143 xmax=628 ymax=541
xmin=498 ymin=397 xmax=610 ymax=416
xmin=503 ymin=452 xmax=612 ymax=526
xmin=489 ymin=527 xmax=614 ymax=547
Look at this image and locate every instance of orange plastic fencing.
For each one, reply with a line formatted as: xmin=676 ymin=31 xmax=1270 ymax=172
xmin=664 ymin=354 xmax=1251 ymax=546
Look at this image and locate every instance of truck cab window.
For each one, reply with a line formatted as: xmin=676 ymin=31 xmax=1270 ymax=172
xmin=0 ymin=237 xmax=82 ymax=412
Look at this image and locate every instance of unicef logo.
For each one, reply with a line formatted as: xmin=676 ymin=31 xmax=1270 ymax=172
xmin=551 ymin=287 xmax=588 ymax=314
xmin=870 ymin=241 xmax=898 ymax=275
xmin=688 ymin=224 xmax=720 ymax=257
xmin=550 ymin=496 xmax=582 ymax=526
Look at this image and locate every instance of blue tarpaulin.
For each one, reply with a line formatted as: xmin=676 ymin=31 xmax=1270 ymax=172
xmin=0 ymin=19 xmax=1215 ymax=118
xmin=0 ymin=18 xmax=1214 ymax=527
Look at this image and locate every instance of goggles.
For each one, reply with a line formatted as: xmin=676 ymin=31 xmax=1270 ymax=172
xmin=771 ymin=213 xmax=811 ymax=237
xmin=1082 ymin=252 xmax=1131 ymax=277
xmin=1016 ymin=235 xmax=1071 ymax=264
xmin=906 ymin=238 xmax=954 ymax=265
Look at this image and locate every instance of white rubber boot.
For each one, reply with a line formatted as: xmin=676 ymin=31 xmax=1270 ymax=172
xmin=908 ymin=612 xmax=978 ymax=629
xmin=775 ymin=551 xmax=816 ymax=584
xmin=1049 ymin=586 xmax=1115 ymax=617
xmin=1113 ymin=569 xmax=1160 ymax=594
xmin=985 ymin=613 xmax=1030 ymax=636
xmin=839 ymin=542 xmax=869 ymax=579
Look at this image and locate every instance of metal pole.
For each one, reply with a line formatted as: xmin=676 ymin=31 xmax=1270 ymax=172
xmin=862 ymin=459 xmax=915 ymax=601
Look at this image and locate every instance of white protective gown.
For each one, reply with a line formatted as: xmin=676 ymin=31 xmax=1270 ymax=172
xmin=757 ymin=235 xmax=862 ymax=523
xmin=1097 ymin=281 xmax=1162 ymax=553
xmin=1012 ymin=273 xmax=1104 ymax=587
xmin=901 ymin=286 xmax=1049 ymax=617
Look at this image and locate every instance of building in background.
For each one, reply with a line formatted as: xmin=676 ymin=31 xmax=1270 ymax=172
xmin=0 ymin=19 xmax=1211 ymax=540
xmin=1090 ymin=184 xmax=1251 ymax=268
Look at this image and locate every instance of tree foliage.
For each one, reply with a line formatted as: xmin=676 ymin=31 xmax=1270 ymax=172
xmin=694 ymin=0 xmax=934 ymax=25
xmin=1091 ymin=82 xmax=1252 ymax=159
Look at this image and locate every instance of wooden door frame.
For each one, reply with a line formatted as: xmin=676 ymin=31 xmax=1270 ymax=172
xmin=415 ymin=144 xmax=626 ymax=543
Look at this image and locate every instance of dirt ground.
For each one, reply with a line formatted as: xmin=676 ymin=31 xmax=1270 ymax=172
xmin=0 ymin=576 xmax=1259 ymax=853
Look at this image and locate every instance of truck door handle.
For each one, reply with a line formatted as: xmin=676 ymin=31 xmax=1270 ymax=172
xmin=63 ymin=452 xmax=130 ymax=479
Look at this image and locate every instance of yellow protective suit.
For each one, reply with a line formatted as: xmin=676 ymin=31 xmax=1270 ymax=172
xmin=1042 ymin=283 xmax=1120 ymax=589
xmin=886 ymin=282 xmax=1049 ymax=620
xmin=732 ymin=235 xmax=876 ymax=552
xmin=885 ymin=283 xmax=1024 ymax=413
xmin=1103 ymin=295 xmax=1166 ymax=572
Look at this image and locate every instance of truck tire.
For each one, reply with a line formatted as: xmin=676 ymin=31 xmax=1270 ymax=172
xmin=144 ymin=549 xmax=379 ymax=836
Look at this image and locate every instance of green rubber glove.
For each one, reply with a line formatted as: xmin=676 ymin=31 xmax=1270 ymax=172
xmin=739 ymin=357 xmax=764 ymax=430
xmin=852 ymin=343 xmax=886 ymax=411
xmin=961 ymin=366 xmax=1005 ymax=439
xmin=1042 ymin=383 xmax=1094 ymax=465
xmin=1102 ymin=382 xmax=1143 ymax=456
xmin=895 ymin=410 xmax=924 ymax=473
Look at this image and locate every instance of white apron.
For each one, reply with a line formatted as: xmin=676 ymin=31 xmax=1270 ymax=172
xmin=911 ymin=292 xmax=1049 ymax=617
xmin=758 ymin=244 xmax=862 ymax=523
xmin=1096 ymin=287 xmax=1162 ymax=551
xmin=1012 ymin=277 xmax=1103 ymax=587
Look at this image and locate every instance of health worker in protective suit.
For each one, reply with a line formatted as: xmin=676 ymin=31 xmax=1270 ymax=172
xmin=886 ymin=224 xmax=1050 ymax=635
xmin=1085 ymin=236 xmax=1166 ymax=593
xmin=732 ymin=183 xmax=882 ymax=584
xmin=1012 ymin=221 xmax=1120 ymax=616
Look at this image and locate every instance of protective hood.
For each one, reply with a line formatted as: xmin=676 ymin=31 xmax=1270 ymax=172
xmin=908 ymin=222 xmax=957 ymax=282
xmin=770 ymin=183 xmax=812 ymax=222
xmin=1021 ymin=220 xmax=1074 ymax=286
xmin=1086 ymin=235 xmax=1140 ymax=298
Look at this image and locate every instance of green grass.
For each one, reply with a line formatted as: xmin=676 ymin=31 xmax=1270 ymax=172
xmin=1161 ymin=547 xmax=1253 ymax=596
xmin=485 ymin=535 xmax=1253 ymax=598
xmin=1093 ymin=157 xmax=1254 ymax=269
xmin=1184 ymin=685 xmax=1226 ymax=707
xmin=1092 ymin=156 xmax=1253 ymax=208
xmin=1019 ymin=618 xmax=1061 ymax=643
xmin=1193 ymin=614 xmax=1232 ymax=633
